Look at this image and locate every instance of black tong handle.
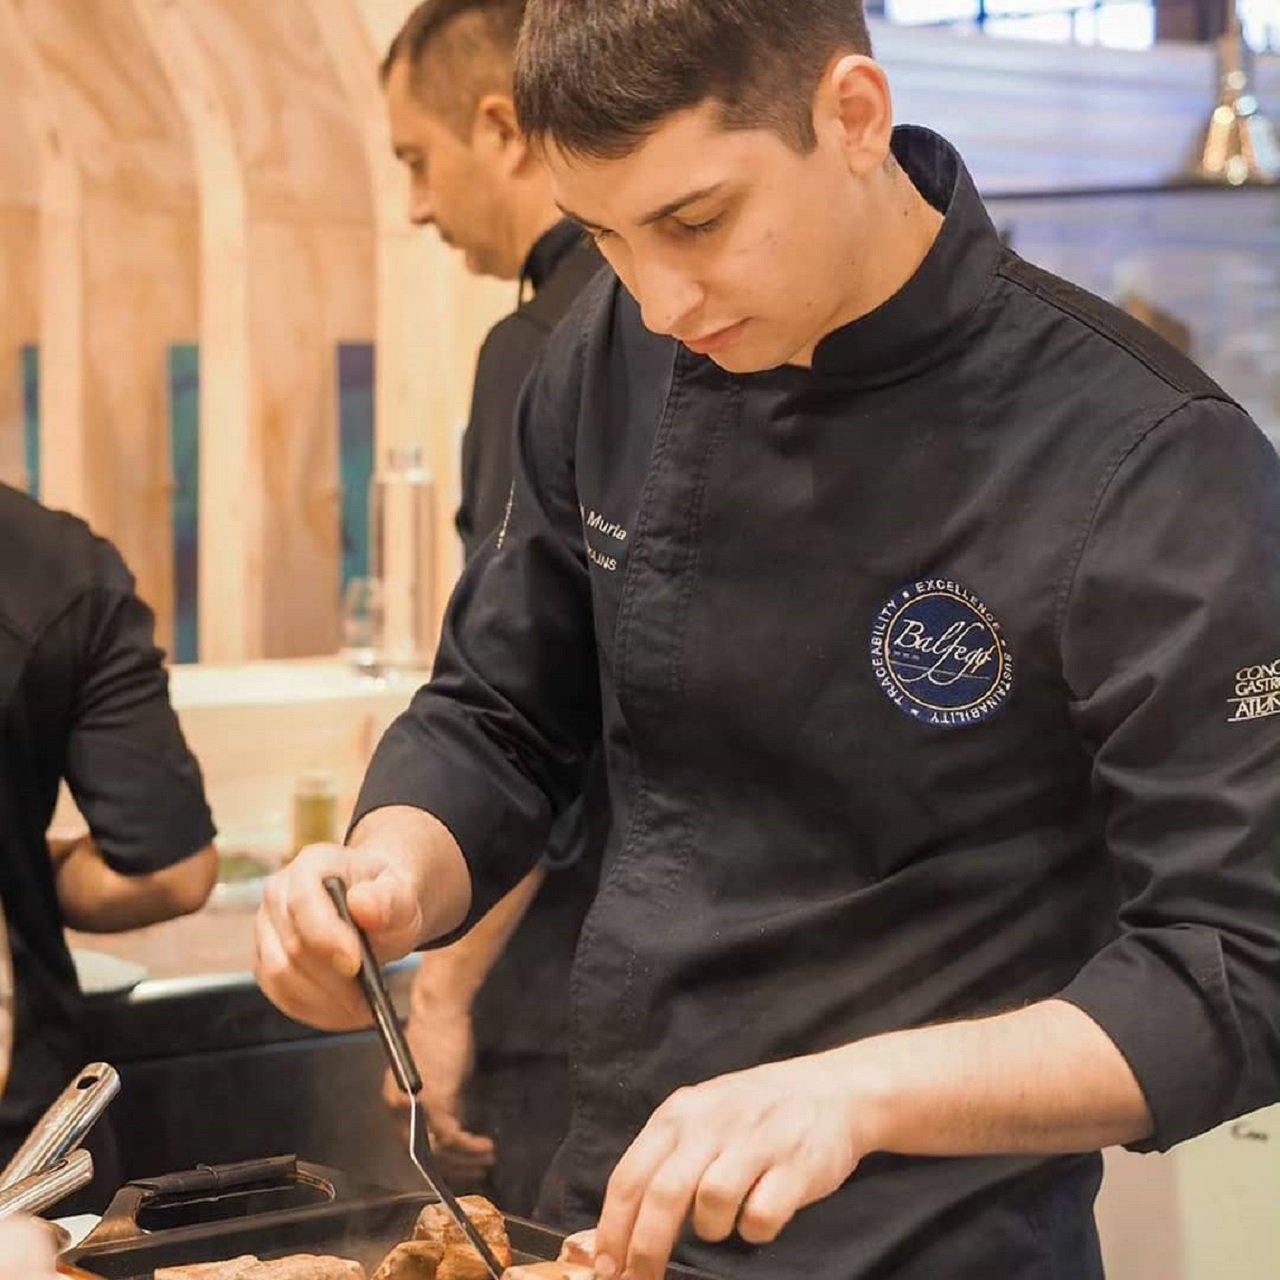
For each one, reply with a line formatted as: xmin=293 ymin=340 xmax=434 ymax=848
xmin=323 ymin=877 xmax=422 ymax=1096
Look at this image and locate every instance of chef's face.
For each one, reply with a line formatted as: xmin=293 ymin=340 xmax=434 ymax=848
xmin=545 ymin=57 xmax=895 ymax=372
xmin=386 ymin=58 xmax=518 ymax=280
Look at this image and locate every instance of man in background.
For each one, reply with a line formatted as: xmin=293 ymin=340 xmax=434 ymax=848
xmin=377 ymin=0 xmax=603 ymax=1216
xmin=0 ymin=482 xmax=218 ymax=1206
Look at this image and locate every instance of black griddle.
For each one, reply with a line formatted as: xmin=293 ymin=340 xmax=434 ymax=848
xmin=60 ymin=1156 xmax=711 ymax=1278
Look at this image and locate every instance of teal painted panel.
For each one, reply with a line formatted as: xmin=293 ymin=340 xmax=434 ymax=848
xmin=21 ymin=345 xmax=38 ymax=499
xmin=337 ymin=343 xmax=375 ymax=593
xmin=168 ymin=345 xmax=199 ymax=663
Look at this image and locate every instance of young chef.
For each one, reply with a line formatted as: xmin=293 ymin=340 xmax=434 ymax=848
xmin=255 ymin=1 xmax=1280 ymax=1276
xmin=376 ymin=0 xmax=603 ymax=1216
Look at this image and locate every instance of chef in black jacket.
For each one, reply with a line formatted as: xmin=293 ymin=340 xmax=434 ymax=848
xmin=0 ymin=484 xmax=217 ymax=1204
xmin=256 ymin=1 xmax=1280 ymax=1276
xmin=377 ymin=0 xmax=603 ymax=1216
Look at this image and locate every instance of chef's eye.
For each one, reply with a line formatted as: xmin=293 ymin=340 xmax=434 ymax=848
xmin=585 ymin=226 xmax=614 ymax=244
xmin=673 ymin=215 xmax=721 ymax=238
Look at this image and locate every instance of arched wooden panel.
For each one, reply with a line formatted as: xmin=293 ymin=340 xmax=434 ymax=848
xmin=137 ymin=0 xmax=376 ymax=660
xmin=184 ymin=0 xmax=374 ymax=659
xmin=0 ymin=0 xmax=199 ymax=653
xmin=315 ymin=0 xmax=512 ymax=638
xmin=131 ymin=0 xmax=259 ymax=664
xmin=0 ymin=0 xmax=84 ymax=510
xmin=0 ymin=22 xmax=40 ymax=493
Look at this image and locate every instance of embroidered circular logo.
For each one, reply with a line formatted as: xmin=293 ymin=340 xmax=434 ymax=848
xmin=869 ymin=580 xmax=1013 ymax=728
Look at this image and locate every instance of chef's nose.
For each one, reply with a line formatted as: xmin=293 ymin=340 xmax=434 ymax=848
xmin=409 ymin=185 xmax=436 ymax=227
xmin=633 ymin=257 xmax=704 ymax=339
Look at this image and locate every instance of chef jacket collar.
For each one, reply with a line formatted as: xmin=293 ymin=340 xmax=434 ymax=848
xmin=520 ymin=217 xmax=587 ymax=295
xmin=809 ymin=126 xmax=1002 ymax=381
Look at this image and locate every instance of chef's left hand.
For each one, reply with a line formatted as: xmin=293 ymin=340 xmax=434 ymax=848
xmin=592 ymin=1051 xmax=876 ymax=1279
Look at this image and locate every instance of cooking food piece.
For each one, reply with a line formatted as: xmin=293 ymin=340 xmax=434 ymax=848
xmin=501 ymin=1264 xmax=594 ymax=1279
xmin=371 ymin=1239 xmax=444 ymax=1280
xmin=156 ymin=1259 xmax=263 ymax=1279
xmin=412 ymin=1196 xmax=512 ymax=1279
xmin=155 ymin=1257 xmax=366 ymax=1279
xmin=249 ymin=1260 xmax=366 ymax=1280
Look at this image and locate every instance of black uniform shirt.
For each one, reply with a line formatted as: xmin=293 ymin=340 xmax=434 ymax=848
xmin=455 ymin=221 xmax=607 ymax=1055
xmin=0 ymin=485 xmax=215 ymax=1150
xmin=355 ymin=129 xmax=1280 ymax=1277
xmin=456 ymin=219 xmax=603 ymax=555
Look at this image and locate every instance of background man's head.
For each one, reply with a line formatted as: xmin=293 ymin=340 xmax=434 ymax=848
xmin=384 ymin=0 xmax=553 ymax=280
xmin=513 ymin=1 xmax=906 ymax=374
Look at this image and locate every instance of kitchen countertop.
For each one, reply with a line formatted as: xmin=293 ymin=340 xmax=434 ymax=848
xmin=67 ymin=897 xmax=418 ymax=1061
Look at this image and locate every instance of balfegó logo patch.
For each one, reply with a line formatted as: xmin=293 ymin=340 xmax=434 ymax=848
xmin=870 ymin=580 xmax=1013 ymax=728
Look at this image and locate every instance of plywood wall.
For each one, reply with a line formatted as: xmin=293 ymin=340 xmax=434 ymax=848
xmin=0 ymin=0 xmax=199 ymax=653
xmin=1 ymin=0 xmax=534 ymax=661
xmin=0 ymin=24 xmax=39 ymax=493
xmin=136 ymin=0 xmax=376 ymax=659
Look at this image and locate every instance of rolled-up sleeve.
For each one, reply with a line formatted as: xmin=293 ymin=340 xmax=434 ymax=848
xmin=1058 ymin=396 xmax=1280 ymax=1151
xmin=60 ymin=544 xmax=216 ymax=874
xmin=352 ymin=321 xmax=602 ymax=928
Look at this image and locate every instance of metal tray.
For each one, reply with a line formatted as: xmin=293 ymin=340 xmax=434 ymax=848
xmin=60 ymin=1155 xmax=710 ymax=1278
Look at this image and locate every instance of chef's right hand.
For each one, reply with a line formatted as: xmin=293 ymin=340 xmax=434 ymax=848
xmin=254 ymin=840 xmax=426 ymax=1030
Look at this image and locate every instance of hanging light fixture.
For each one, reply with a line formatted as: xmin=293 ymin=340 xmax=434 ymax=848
xmin=1183 ymin=0 xmax=1279 ymax=185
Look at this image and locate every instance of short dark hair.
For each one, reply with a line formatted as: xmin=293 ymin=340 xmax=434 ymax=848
xmin=382 ymin=0 xmax=527 ymax=135
xmin=514 ymin=0 xmax=873 ymax=160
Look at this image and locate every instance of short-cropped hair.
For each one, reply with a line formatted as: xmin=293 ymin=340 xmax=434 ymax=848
xmin=383 ymin=0 xmax=527 ymax=135
xmin=514 ymin=0 xmax=873 ymax=159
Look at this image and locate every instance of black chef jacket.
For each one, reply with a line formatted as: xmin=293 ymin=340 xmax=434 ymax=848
xmin=0 ymin=485 xmax=215 ymax=1160
xmin=355 ymin=128 xmax=1280 ymax=1278
xmin=454 ymin=219 xmax=606 ymax=1065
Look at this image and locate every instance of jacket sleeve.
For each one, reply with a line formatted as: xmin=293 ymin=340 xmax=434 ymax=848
xmin=57 ymin=540 xmax=216 ymax=873
xmin=1057 ymin=395 xmax=1280 ymax=1151
xmin=351 ymin=317 xmax=601 ymax=928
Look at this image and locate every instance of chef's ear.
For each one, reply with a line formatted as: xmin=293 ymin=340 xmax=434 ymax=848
xmin=818 ymin=54 xmax=893 ymax=177
xmin=473 ymin=93 xmax=528 ymax=171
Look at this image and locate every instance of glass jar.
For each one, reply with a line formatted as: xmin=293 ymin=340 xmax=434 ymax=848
xmin=369 ymin=446 xmax=435 ymax=672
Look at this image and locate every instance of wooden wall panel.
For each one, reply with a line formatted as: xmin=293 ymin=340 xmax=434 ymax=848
xmin=0 ymin=223 xmax=37 ymax=493
xmin=138 ymin=0 xmax=375 ymax=660
xmin=0 ymin=45 xmax=39 ymax=493
xmin=0 ymin=0 xmax=198 ymax=653
xmin=0 ymin=0 xmax=82 ymax=508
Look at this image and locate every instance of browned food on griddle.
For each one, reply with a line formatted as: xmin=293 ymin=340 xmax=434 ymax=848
xmin=247 ymin=1259 xmax=366 ymax=1280
xmin=412 ymin=1197 xmax=512 ymax=1280
xmin=500 ymin=1264 xmax=594 ymax=1279
xmin=156 ymin=1257 xmax=366 ymax=1280
xmin=156 ymin=1259 xmax=263 ymax=1279
xmin=371 ymin=1238 xmax=445 ymax=1280
xmin=250 ymin=1259 xmax=368 ymax=1280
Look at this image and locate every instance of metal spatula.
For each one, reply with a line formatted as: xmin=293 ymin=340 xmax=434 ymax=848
xmin=323 ymin=877 xmax=504 ymax=1280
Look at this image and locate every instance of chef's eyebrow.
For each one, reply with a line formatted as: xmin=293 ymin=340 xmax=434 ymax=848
xmin=557 ymin=183 xmax=728 ymax=233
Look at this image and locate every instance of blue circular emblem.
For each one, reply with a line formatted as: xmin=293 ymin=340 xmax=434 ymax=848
xmin=869 ymin=579 xmax=1013 ymax=728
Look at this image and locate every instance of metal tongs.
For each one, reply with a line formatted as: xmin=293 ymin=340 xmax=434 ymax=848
xmin=323 ymin=878 xmax=504 ymax=1280
xmin=0 ymin=1062 xmax=120 ymax=1220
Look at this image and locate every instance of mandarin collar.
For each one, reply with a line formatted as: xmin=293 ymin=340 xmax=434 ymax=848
xmin=521 ymin=217 xmax=587 ymax=293
xmin=807 ymin=126 xmax=1002 ymax=383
